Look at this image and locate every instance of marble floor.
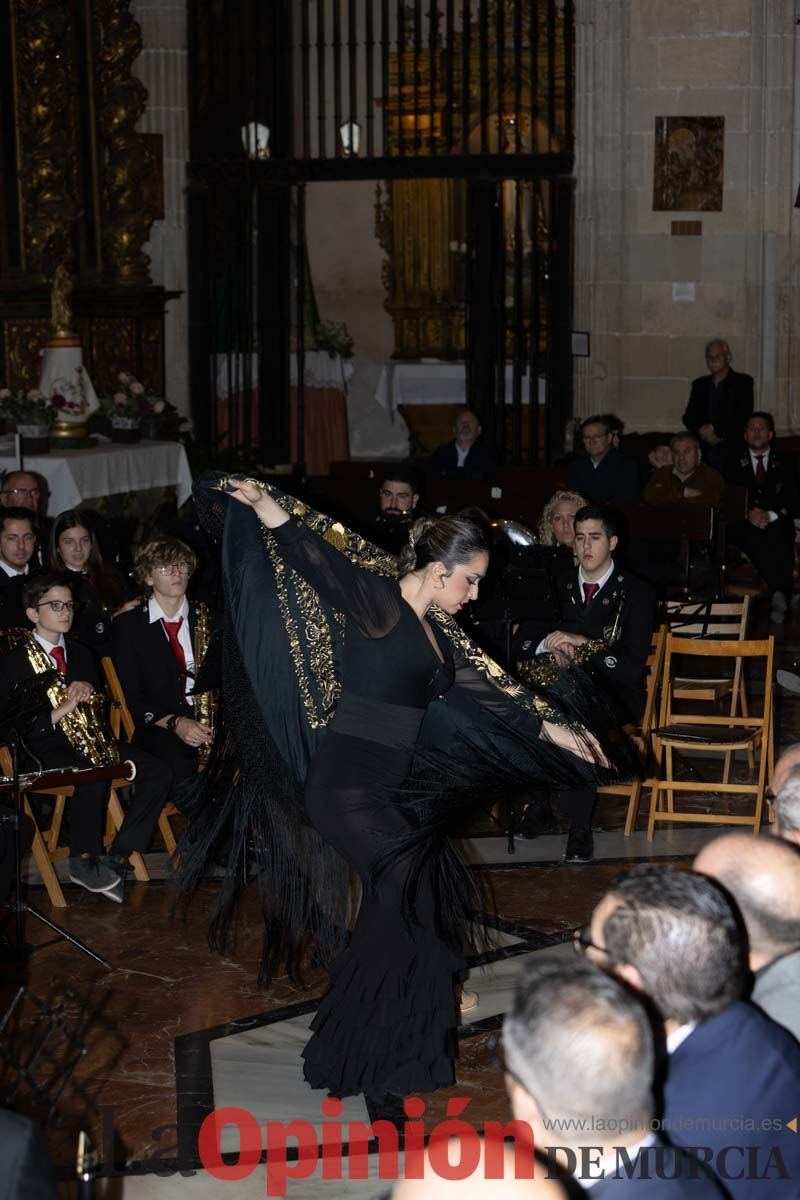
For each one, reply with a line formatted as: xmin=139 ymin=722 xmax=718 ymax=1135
xmin=4 ymin=600 xmax=798 ymax=1197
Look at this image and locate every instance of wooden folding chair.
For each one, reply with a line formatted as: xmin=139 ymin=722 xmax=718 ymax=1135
xmin=102 ymin=656 xmax=179 ymax=855
xmin=0 ymin=745 xmax=66 ymax=907
xmin=648 ymin=635 xmax=775 ymax=840
xmin=597 ymin=625 xmax=667 ymax=836
xmin=665 ymin=597 xmax=751 ymax=781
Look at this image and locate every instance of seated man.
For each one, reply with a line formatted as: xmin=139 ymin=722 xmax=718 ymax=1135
xmin=367 ymin=465 xmax=422 ymax=554
xmin=515 ymin=505 xmax=656 ymax=862
xmin=774 ymin=774 xmax=800 ymax=847
xmin=503 ymin=956 xmax=723 ymax=1196
xmin=695 ymin=834 xmax=800 ymax=1041
xmin=111 ymin=537 xmax=217 ymax=797
xmin=0 ymin=508 xmax=38 ymax=631
xmin=0 ymin=470 xmax=49 ymax=565
xmin=567 ymin=415 xmax=641 ymax=503
xmin=723 ymin=411 xmax=799 ymax=624
xmin=0 ymin=574 xmax=171 ymax=900
xmin=643 ymin=432 xmax=724 ymax=506
xmin=581 ymin=864 xmax=800 ymax=1199
xmin=428 ymin=409 xmax=496 ymax=481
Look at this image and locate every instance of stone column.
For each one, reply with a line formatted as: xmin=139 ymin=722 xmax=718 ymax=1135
xmin=131 ymin=0 xmax=190 ymax=419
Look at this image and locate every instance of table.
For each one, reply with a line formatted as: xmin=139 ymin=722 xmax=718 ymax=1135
xmin=0 ymin=440 xmax=193 ymax=516
xmin=374 ymin=361 xmax=546 ymax=414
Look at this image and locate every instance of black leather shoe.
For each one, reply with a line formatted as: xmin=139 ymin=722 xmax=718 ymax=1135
xmin=515 ymin=800 xmax=560 ymax=840
xmin=564 ymin=827 xmax=593 ymax=863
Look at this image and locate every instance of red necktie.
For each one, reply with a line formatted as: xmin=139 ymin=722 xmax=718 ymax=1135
xmin=162 ymin=617 xmax=187 ymax=673
xmin=583 ymin=582 xmax=600 ymax=607
xmin=50 ymin=646 xmax=67 ymax=676
xmin=755 ymin=455 xmax=766 ymax=483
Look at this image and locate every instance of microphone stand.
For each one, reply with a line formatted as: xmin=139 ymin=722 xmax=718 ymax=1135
xmin=0 ymin=676 xmax=112 ymax=971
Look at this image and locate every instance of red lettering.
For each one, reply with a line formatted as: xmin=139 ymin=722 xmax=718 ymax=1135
xmin=321 ymin=1097 xmax=344 ymax=1180
xmin=483 ymin=1120 xmax=536 ymax=1179
xmin=264 ymin=1119 xmax=319 ymax=1197
xmin=403 ymin=1097 xmax=427 ymax=1179
xmin=197 ymin=1107 xmax=261 ymax=1181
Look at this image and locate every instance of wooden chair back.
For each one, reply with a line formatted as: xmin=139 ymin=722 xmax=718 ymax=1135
xmin=659 ymin=635 xmax=772 ymax=734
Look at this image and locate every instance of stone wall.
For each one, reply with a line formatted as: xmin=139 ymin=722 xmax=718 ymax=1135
xmin=574 ymin=0 xmax=800 ymax=435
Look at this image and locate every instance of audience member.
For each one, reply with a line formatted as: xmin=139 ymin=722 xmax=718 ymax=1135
xmin=428 ymin=409 xmax=496 ymax=481
xmin=723 ymin=411 xmax=799 ymax=624
xmin=515 ymin=506 xmax=655 ymax=861
xmin=774 ymin=774 xmax=800 ymax=846
xmin=535 ymin=489 xmax=586 ymax=570
xmin=683 ymin=340 xmax=753 ymax=468
xmin=642 ymin=433 xmax=724 ymax=507
xmin=601 ymin=412 xmax=625 ymax=450
xmin=49 ymin=510 xmax=138 ymax=660
xmin=368 ymin=465 xmax=422 ymax=554
xmin=111 ymin=537 xmax=217 ymax=800
xmin=567 ymin=416 xmax=641 ymax=503
xmin=0 ymin=469 xmax=50 ymax=564
xmin=694 ymin=833 xmax=800 ymax=1041
xmin=0 ymin=507 xmax=38 ymax=631
xmin=503 ymin=955 xmax=723 ymax=1196
xmin=769 ymin=743 xmax=800 ymax=795
xmin=0 ymin=573 xmax=171 ymax=901
xmin=581 ymin=864 xmax=800 ymax=1198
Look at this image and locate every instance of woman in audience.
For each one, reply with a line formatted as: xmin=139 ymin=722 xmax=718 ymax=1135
xmin=179 ymin=473 xmax=638 ymax=1111
xmin=49 ymin=510 xmax=138 ymax=658
xmin=535 ymin=489 xmax=586 ymax=568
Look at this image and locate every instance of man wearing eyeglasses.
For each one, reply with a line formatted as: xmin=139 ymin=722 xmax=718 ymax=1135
xmin=111 ymin=536 xmax=217 ymax=796
xmin=0 ymin=507 xmax=39 ymax=631
xmin=0 ymin=470 xmax=50 ymax=566
xmin=0 ymin=574 xmax=171 ymax=900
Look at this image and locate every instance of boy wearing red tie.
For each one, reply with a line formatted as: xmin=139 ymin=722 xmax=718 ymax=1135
xmin=0 ymin=574 xmax=170 ymax=900
xmin=111 ymin=538 xmax=214 ymax=792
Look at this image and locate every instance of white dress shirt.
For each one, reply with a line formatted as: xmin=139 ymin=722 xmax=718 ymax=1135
xmin=455 ymin=442 xmax=470 ymax=468
xmin=536 ymin=560 xmax=616 ymax=655
xmin=0 ymin=559 xmax=29 ymax=579
xmin=748 ymin=448 xmax=778 ymax=521
xmin=666 ymin=1021 xmax=697 ymax=1054
xmin=33 ymin=630 xmax=67 ymax=663
xmin=148 ymin=595 xmax=194 ymax=699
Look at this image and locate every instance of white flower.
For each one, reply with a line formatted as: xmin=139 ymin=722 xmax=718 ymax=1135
xmin=153 ymin=399 xmax=165 ymax=414
xmin=113 ymin=392 xmax=127 ymax=406
xmin=0 ymin=388 xmax=10 ymax=399
xmin=130 ymin=381 xmax=145 ymax=395
xmin=118 ymin=372 xmax=131 ymax=384
xmin=27 ymin=388 xmax=42 ymax=401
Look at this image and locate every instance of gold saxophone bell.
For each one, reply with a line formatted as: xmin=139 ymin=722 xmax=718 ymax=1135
xmin=192 ymin=601 xmax=218 ymax=768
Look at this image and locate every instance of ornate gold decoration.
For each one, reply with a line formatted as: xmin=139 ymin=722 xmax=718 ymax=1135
xmin=653 ymin=116 xmax=724 ymax=213
xmin=50 ymin=263 xmax=75 ymax=337
xmin=192 ymin=600 xmax=218 ymax=767
xmin=92 ymin=317 xmax=136 ymax=391
xmin=94 ymin=0 xmax=159 ymax=281
xmin=5 ymin=319 xmax=52 ymax=392
xmin=11 ymin=0 xmax=81 ymax=277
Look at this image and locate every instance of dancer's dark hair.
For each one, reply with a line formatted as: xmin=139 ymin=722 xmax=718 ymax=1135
xmin=397 ymin=515 xmax=490 ymax=577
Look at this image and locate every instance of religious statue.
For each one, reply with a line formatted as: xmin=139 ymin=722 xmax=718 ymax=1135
xmin=50 ymin=263 xmax=75 ymax=338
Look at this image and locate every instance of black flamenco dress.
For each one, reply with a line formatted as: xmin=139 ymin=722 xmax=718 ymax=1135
xmin=180 ymin=474 xmax=639 ymax=1101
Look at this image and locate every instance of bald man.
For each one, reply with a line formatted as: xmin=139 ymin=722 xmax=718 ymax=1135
xmin=695 ymin=834 xmax=800 ymax=1040
xmin=771 ymin=742 xmax=800 ymax=797
xmin=775 ymin=776 xmax=800 ymax=846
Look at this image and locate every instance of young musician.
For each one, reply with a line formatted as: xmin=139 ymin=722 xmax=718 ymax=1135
xmin=110 ymin=538 xmax=217 ymax=794
xmin=515 ymin=505 xmax=656 ymax=861
xmin=0 ymin=574 xmax=172 ymax=901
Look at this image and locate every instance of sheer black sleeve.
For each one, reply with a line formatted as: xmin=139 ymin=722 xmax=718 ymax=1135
xmin=271 ymin=518 xmax=401 ymax=639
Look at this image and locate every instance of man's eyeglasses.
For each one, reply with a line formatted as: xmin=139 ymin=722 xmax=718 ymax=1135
xmin=36 ymin=600 xmax=76 ymax=613
xmin=2 ymin=487 xmax=39 ymax=498
xmin=155 ymin=563 xmax=191 ymax=576
xmin=572 ymin=924 xmax=608 ymax=957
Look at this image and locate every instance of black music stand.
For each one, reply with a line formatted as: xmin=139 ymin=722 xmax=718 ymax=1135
xmin=0 ymin=676 xmax=112 ymax=971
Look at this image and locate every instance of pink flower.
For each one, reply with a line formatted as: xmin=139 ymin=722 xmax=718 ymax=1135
xmin=113 ymin=393 xmax=127 ymax=407
xmin=0 ymin=388 xmax=11 ymax=399
xmin=27 ymin=388 xmax=42 ymax=401
xmin=130 ymin=381 xmax=145 ymax=395
xmin=118 ymin=372 xmax=131 ymax=384
xmin=153 ymin=399 xmax=165 ymax=414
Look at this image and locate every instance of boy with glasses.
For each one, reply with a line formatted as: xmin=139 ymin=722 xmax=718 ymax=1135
xmin=111 ymin=537 xmax=216 ymax=792
xmin=0 ymin=573 xmax=171 ymax=900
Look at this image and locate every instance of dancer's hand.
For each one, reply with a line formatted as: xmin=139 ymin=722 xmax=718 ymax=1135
xmin=226 ymin=477 xmax=289 ymax=529
xmin=541 ymin=720 xmax=611 ymax=769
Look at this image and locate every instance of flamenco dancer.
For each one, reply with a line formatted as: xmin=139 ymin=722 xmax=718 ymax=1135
xmin=181 ymin=473 xmax=636 ymax=1106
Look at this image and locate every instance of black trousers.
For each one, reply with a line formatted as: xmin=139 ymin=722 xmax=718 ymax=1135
xmin=132 ymin=726 xmax=198 ymax=789
xmin=554 ymin=787 xmax=595 ymax=830
xmin=727 ymin=517 xmax=794 ymax=596
xmin=28 ymin=747 xmax=171 ymax=859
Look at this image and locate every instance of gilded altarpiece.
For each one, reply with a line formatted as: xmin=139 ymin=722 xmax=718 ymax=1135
xmin=0 ymin=0 xmax=174 ymax=393
xmin=375 ymin=0 xmax=568 ymax=361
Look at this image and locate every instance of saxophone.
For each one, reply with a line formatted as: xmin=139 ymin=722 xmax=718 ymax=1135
xmin=191 ymin=601 xmax=218 ymax=765
xmin=517 ymin=592 xmax=627 ymax=688
xmin=7 ymin=629 xmax=119 ymax=767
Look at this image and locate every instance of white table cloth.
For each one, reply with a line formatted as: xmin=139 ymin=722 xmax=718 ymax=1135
xmin=0 ymin=440 xmax=193 ymax=515
xmin=374 ymin=361 xmax=546 ymax=414
xmin=215 ymin=351 xmax=354 ymax=399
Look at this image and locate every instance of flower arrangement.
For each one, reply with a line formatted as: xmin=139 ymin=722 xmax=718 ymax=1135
xmin=314 ymin=320 xmax=354 ymax=360
xmin=0 ymin=386 xmax=57 ymax=427
xmin=100 ymin=372 xmax=164 ymax=422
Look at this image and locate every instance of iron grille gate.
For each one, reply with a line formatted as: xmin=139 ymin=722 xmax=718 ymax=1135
xmin=188 ymin=0 xmax=575 ymax=469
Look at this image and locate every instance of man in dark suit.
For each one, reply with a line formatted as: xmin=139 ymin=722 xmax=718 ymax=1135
xmin=695 ymin=833 xmax=800 ymax=1042
xmin=683 ymin=339 xmax=753 ymax=468
xmin=0 ymin=507 xmax=39 ymax=631
xmin=503 ymin=956 xmax=723 ymax=1198
xmin=428 ymin=409 xmax=497 ymax=481
xmin=111 ymin=536 xmax=217 ymax=793
xmin=0 ymin=573 xmax=171 ymax=901
xmin=723 ymin=410 xmax=799 ymax=623
xmin=515 ymin=505 xmax=656 ymax=861
xmin=567 ymin=415 xmax=641 ymax=503
xmin=0 ymin=470 xmax=51 ymax=566
xmin=583 ymin=865 xmax=800 ymax=1199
